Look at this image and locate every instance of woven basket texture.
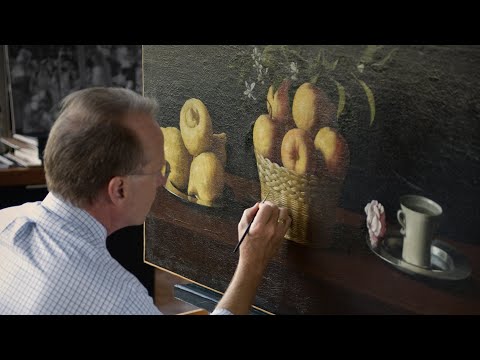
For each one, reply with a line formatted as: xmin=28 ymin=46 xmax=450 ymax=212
xmin=255 ymin=151 xmax=343 ymax=247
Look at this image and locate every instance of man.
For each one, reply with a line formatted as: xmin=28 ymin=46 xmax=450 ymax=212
xmin=0 ymin=87 xmax=291 ymax=315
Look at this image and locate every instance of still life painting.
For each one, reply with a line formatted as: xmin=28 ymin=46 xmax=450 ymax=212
xmin=143 ymin=45 xmax=480 ymax=314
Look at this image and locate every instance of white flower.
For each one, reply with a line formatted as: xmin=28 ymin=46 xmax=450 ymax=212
xmin=251 ymin=47 xmax=261 ymax=62
xmin=243 ymin=81 xmax=256 ymax=100
xmin=290 ymin=62 xmax=299 ymax=81
xmin=255 ymin=64 xmax=268 ymax=83
xmin=364 ymin=200 xmax=386 ymax=248
xmin=261 ymin=67 xmax=268 ymax=84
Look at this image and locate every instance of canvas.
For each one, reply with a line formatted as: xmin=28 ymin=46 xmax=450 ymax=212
xmin=143 ymin=45 xmax=480 ymax=314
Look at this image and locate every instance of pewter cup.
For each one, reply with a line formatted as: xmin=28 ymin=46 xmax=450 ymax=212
xmin=397 ymin=195 xmax=443 ymax=268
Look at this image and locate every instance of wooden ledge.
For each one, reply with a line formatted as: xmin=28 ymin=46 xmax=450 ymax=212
xmin=0 ymin=167 xmax=46 ymax=187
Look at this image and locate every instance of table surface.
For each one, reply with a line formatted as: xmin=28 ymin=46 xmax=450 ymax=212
xmin=144 ymin=173 xmax=480 ymax=314
xmin=0 ymin=167 xmax=45 ymax=187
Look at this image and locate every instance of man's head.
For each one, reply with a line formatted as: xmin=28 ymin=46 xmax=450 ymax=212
xmin=44 ymin=87 xmax=166 ymax=229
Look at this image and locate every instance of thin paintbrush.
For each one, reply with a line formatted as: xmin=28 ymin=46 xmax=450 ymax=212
xmin=233 ymin=190 xmax=270 ymax=253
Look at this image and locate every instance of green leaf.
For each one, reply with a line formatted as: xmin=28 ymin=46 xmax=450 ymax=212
xmin=352 ymin=72 xmax=375 ymax=126
xmin=333 ymin=79 xmax=346 ymax=119
xmin=330 ymin=58 xmax=339 ymax=71
xmin=372 ymin=47 xmax=398 ymax=68
xmin=262 ymin=45 xmax=283 ymax=69
xmin=359 ymin=79 xmax=376 ymax=126
xmin=360 ymin=45 xmax=384 ymax=65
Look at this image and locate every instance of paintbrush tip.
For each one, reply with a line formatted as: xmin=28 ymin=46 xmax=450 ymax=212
xmin=262 ymin=189 xmax=271 ymax=203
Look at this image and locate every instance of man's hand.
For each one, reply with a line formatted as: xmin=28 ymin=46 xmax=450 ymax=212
xmin=213 ymin=200 xmax=291 ymax=315
xmin=237 ymin=200 xmax=291 ymax=273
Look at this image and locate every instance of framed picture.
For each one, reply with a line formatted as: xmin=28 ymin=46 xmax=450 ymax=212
xmin=0 ymin=46 xmax=10 ymax=140
xmin=5 ymin=45 xmax=142 ymax=137
xmin=143 ymin=45 xmax=480 ymax=314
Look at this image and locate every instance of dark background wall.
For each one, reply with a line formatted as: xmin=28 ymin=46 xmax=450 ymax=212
xmin=144 ymin=45 xmax=480 ymax=245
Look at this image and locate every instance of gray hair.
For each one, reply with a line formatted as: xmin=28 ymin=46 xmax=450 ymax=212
xmin=43 ymin=87 xmax=158 ymax=207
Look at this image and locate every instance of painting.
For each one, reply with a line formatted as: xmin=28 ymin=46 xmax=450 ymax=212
xmin=143 ymin=45 xmax=480 ymax=314
xmin=5 ymin=45 xmax=142 ymax=137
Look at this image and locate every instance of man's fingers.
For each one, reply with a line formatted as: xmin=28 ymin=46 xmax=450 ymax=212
xmin=239 ymin=202 xmax=259 ymax=234
xmin=251 ymin=200 xmax=279 ymax=231
xmin=240 ymin=201 xmax=291 ymax=241
xmin=277 ymin=207 xmax=291 ymax=231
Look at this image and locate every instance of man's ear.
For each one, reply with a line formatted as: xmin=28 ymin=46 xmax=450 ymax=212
xmin=107 ymin=176 xmax=126 ymax=204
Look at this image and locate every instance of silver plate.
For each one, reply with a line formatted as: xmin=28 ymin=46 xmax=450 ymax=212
xmin=163 ymin=180 xmax=226 ymax=208
xmin=367 ymin=235 xmax=472 ymax=280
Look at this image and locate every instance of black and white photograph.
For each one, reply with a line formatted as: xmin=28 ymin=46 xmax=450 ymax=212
xmin=5 ymin=45 xmax=142 ymax=136
xmin=0 ymin=46 xmax=10 ymax=142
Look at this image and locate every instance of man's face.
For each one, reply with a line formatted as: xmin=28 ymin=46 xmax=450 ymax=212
xmin=124 ymin=113 xmax=166 ymax=225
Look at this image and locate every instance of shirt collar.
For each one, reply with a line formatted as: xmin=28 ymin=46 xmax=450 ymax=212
xmin=41 ymin=192 xmax=107 ymax=244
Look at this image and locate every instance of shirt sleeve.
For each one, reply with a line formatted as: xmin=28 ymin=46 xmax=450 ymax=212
xmin=210 ymin=307 xmax=234 ymax=315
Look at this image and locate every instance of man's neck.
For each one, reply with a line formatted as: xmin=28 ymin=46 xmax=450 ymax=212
xmin=83 ymin=200 xmax=122 ymax=236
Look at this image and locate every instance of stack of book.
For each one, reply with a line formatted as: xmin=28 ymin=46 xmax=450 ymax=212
xmin=0 ymin=153 xmax=14 ymax=168
xmin=0 ymin=134 xmax=43 ymax=167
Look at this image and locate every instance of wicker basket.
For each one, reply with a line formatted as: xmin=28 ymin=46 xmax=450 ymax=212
xmin=255 ymin=151 xmax=343 ymax=247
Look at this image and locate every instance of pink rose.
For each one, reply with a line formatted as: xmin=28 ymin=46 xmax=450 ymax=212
xmin=364 ymin=200 xmax=386 ymax=248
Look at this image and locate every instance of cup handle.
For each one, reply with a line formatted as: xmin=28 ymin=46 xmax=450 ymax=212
xmin=397 ymin=210 xmax=406 ymax=235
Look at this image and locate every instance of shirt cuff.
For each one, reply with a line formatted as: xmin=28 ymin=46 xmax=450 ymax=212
xmin=211 ymin=307 xmax=234 ymax=315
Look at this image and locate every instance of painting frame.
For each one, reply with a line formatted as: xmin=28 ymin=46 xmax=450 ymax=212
xmin=143 ymin=45 xmax=480 ymax=314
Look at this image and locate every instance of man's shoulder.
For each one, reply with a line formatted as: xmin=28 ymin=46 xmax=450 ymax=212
xmin=0 ymin=204 xmax=25 ymax=229
xmin=0 ymin=202 xmax=41 ymax=233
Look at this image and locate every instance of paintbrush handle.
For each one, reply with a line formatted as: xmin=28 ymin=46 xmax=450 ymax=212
xmin=233 ymin=190 xmax=270 ymax=253
xmin=233 ymin=219 xmax=254 ymax=253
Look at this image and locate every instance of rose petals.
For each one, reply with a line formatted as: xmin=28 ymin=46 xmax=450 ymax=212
xmin=365 ymin=200 xmax=387 ymax=248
